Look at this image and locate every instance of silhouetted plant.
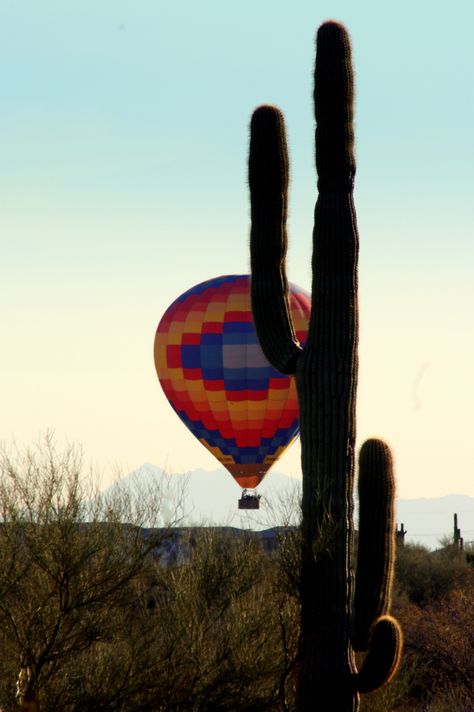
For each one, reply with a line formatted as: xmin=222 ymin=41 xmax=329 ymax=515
xmin=248 ymin=21 xmax=402 ymax=710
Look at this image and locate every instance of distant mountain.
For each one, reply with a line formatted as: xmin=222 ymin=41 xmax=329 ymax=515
xmin=104 ymin=465 xmax=474 ymax=551
xmin=102 ymin=464 xmax=302 ymax=531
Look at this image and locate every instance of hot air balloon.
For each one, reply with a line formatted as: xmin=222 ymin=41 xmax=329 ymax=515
xmin=154 ymin=275 xmax=310 ymax=508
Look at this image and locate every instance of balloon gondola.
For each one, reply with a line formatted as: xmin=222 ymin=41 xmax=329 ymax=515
xmin=238 ymin=489 xmax=261 ymax=510
xmin=154 ymin=275 xmax=310 ymax=508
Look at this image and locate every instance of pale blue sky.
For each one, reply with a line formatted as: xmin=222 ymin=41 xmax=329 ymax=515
xmin=1 ymin=1 xmax=473 ymax=497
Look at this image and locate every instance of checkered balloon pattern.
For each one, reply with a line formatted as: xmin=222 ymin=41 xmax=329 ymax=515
xmin=154 ymin=275 xmax=310 ymax=489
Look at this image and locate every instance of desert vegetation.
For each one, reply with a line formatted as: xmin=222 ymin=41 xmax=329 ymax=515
xmin=0 ymin=439 xmax=472 ymax=711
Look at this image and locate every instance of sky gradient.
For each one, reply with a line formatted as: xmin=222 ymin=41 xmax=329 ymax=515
xmin=2 ymin=1 xmax=473 ymax=498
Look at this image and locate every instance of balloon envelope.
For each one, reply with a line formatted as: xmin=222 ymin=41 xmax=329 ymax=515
xmin=154 ymin=275 xmax=310 ymax=489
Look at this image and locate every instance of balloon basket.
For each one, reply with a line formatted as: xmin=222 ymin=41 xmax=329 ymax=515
xmin=238 ymin=489 xmax=261 ymax=510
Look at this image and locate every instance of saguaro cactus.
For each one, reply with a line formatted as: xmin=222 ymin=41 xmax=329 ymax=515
xmin=248 ymin=21 xmax=402 ymax=711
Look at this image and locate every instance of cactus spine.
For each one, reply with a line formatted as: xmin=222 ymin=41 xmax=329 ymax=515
xmin=248 ymin=21 xmax=402 ymax=711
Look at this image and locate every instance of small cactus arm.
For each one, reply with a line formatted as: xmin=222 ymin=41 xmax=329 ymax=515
xmin=353 ymin=439 xmax=397 ymax=652
xmin=356 ymin=615 xmax=403 ymax=693
xmin=248 ymin=21 xmax=402 ymax=711
xmin=352 ymin=439 xmax=403 ymax=692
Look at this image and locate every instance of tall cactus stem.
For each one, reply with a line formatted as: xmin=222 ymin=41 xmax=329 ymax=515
xmin=295 ymin=22 xmax=359 ymax=710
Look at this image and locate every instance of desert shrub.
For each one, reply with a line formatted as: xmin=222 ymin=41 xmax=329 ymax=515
xmin=395 ymin=542 xmax=472 ymax=607
xmin=399 ymin=584 xmax=474 ymax=710
xmin=155 ymin=529 xmax=300 ymax=711
xmin=0 ymin=436 xmax=182 ymax=711
xmin=0 ymin=438 xmax=301 ymax=711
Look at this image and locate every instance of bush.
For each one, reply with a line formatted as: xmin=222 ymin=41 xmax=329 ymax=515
xmin=143 ymin=530 xmax=298 ymax=711
xmin=398 ymin=584 xmax=474 ymax=709
xmin=395 ymin=542 xmax=472 ymax=607
xmin=0 ymin=436 xmax=182 ymax=710
xmin=0 ymin=438 xmax=300 ymax=711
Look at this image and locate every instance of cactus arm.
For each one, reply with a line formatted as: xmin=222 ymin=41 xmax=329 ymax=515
xmin=352 ymin=438 xmax=396 ymax=651
xmin=355 ymin=615 xmax=403 ymax=693
xmin=352 ymin=440 xmax=403 ymax=690
xmin=249 ymin=105 xmax=302 ymax=375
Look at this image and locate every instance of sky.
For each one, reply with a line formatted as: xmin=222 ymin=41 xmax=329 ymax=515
xmin=1 ymin=1 xmax=473 ymax=499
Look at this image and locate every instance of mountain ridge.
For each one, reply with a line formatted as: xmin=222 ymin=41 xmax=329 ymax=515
xmin=105 ymin=464 xmax=474 ymax=551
